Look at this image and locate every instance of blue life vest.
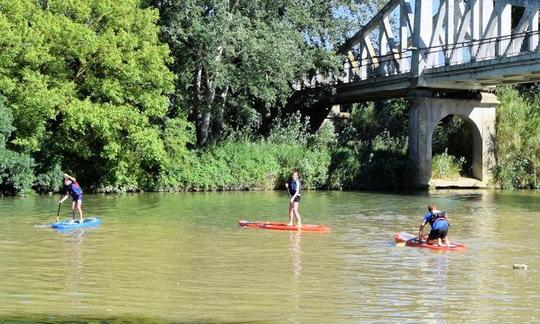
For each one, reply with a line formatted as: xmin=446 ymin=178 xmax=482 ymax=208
xmin=288 ymin=179 xmax=301 ymax=196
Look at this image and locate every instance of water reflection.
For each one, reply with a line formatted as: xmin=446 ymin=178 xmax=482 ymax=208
xmin=63 ymin=229 xmax=85 ymax=308
xmin=289 ymin=231 xmax=302 ymax=321
xmin=289 ymin=231 xmax=302 ymax=283
xmin=432 ymin=255 xmax=448 ymax=319
xmin=1 ymin=190 xmax=540 ymax=322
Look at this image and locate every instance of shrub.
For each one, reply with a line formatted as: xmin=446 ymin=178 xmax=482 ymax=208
xmin=329 ymin=99 xmax=411 ymax=190
xmin=154 ymin=117 xmax=333 ymax=191
xmin=432 ymin=150 xmax=465 ymax=179
xmin=0 ymin=98 xmax=35 ymax=196
xmin=493 ymin=86 xmax=540 ymax=188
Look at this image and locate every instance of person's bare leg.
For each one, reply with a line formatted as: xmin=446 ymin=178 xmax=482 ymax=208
xmin=71 ymin=201 xmax=76 ymax=221
xmin=293 ymin=202 xmax=302 ymax=227
xmin=76 ymin=200 xmax=83 ymax=223
xmin=443 ymin=237 xmax=451 ymax=247
xmin=288 ymin=203 xmax=294 ymax=226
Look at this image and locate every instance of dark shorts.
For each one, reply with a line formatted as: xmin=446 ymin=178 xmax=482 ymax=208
xmin=293 ymin=196 xmax=301 ymax=202
xmin=428 ymin=228 xmax=448 ymax=240
xmin=72 ymin=194 xmax=83 ymax=202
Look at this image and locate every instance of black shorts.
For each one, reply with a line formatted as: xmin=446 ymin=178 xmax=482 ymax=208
xmin=292 ymin=196 xmax=301 ymax=202
xmin=428 ymin=228 xmax=448 ymax=240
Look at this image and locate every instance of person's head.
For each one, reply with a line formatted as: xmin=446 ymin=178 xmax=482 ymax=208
xmin=64 ymin=178 xmax=72 ymax=186
xmin=291 ymin=170 xmax=299 ymax=180
xmin=428 ymin=203 xmax=438 ymax=212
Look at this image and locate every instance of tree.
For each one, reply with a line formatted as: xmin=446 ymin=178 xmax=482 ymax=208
xmin=148 ymin=0 xmax=383 ymax=145
xmin=0 ymin=97 xmax=35 ymax=195
xmin=0 ymin=0 xmax=184 ymax=190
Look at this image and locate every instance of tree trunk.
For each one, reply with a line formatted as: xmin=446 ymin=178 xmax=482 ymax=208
xmin=198 ymin=109 xmax=212 ymax=146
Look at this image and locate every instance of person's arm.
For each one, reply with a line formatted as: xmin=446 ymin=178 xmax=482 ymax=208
xmin=64 ymin=173 xmax=76 ymax=182
xmin=59 ymin=172 xmax=75 ymax=203
xmin=418 ymin=221 xmax=427 ymax=242
xmin=59 ymin=194 xmax=69 ymax=204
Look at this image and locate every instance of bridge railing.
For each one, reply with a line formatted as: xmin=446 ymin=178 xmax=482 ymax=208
xmin=424 ymin=29 xmax=540 ymax=69
xmin=295 ymin=0 xmax=540 ymax=90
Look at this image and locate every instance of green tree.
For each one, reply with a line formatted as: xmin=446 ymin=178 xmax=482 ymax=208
xmin=148 ymin=0 xmax=382 ymax=145
xmin=494 ymin=86 xmax=540 ymax=188
xmin=0 ymin=97 xmax=35 ymax=195
xmin=0 ymin=0 xmax=184 ymax=191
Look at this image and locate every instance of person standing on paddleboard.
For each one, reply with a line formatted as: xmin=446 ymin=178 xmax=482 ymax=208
xmin=59 ymin=173 xmax=84 ymax=224
xmin=418 ymin=203 xmax=451 ymax=247
xmin=285 ymin=170 xmax=302 ymax=228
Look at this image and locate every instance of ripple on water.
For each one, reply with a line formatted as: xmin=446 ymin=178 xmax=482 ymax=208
xmin=0 ymin=191 xmax=539 ymax=322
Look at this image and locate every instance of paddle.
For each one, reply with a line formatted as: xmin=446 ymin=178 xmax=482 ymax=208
xmin=286 ymin=182 xmax=291 ymax=200
xmin=286 ymin=184 xmax=295 ymax=225
xmin=56 ymin=202 xmax=62 ymax=222
xmin=239 ymin=220 xmax=273 ymax=226
xmin=395 ymin=234 xmax=423 ymax=247
xmin=395 ymin=238 xmax=421 ymax=247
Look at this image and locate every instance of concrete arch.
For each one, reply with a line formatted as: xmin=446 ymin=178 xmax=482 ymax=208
xmin=428 ymin=113 xmax=482 ymax=179
xmin=408 ymin=93 xmax=497 ymax=187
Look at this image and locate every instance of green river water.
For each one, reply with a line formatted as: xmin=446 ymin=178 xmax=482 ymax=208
xmin=0 ymin=190 xmax=539 ymax=323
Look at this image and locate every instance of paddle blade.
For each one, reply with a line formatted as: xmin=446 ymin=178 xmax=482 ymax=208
xmin=395 ymin=242 xmax=406 ymax=247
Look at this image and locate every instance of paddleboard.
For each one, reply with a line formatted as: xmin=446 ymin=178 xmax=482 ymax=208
xmin=52 ymin=217 xmax=102 ymax=231
xmin=394 ymin=232 xmax=466 ymax=251
xmin=239 ymin=220 xmax=330 ymax=233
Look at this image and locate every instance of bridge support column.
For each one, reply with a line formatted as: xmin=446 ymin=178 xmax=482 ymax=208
xmin=408 ymin=92 xmax=497 ymax=188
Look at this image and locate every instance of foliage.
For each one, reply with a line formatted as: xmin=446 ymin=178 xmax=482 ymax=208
xmin=9 ymin=0 xmax=540 ymax=194
xmin=0 ymin=0 xmax=397 ymax=194
xmin=0 ymin=149 xmax=35 ymax=196
xmin=432 ymin=115 xmax=473 ymax=173
xmin=493 ymin=86 xmax=540 ymax=188
xmin=0 ymin=0 xmax=180 ymax=192
xmin=156 ymin=117 xmax=334 ymax=191
xmin=432 ymin=150 xmax=465 ymax=180
xmin=0 ymin=98 xmax=35 ymax=195
xmin=148 ymin=0 xmax=385 ymax=145
xmin=327 ymin=99 xmax=411 ymax=190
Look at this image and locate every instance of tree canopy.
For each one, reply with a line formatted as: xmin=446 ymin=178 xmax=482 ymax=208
xmin=0 ymin=0 xmax=182 ymax=192
xmin=147 ymin=0 xmax=383 ymax=145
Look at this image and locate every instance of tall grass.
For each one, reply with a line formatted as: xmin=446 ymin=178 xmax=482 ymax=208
xmin=432 ymin=150 xmax=465 ymax=179
xmin=493 ymin=86 xmax=540 ymax=188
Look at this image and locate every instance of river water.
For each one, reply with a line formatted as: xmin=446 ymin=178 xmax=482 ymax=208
xmin=0 ymin=190 xmax=538 ymax=323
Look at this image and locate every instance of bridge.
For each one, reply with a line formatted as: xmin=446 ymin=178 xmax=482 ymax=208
xmin=297 ymin=0 xmax=540 ymax=187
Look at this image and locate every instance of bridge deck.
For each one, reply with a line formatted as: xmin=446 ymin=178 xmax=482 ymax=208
xmin=330 ymin=52 xmax=540 ymax=103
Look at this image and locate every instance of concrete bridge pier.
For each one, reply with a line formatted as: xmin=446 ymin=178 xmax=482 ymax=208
xmin=408 ymin=92 xmax=497 ymax=188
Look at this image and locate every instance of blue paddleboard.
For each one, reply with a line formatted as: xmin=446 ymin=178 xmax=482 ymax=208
xmin=51 ymin=217 xmax=102 ymax=230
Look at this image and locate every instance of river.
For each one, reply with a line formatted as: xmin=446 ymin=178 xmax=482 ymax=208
xmin=0 ymin=190 xmax=538 ymax=322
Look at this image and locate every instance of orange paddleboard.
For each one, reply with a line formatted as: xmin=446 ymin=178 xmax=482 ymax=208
xmin=239 ymin=220 xmax=330 ymax=233
xmin=394 ymin=232 xmax=466 ymax=251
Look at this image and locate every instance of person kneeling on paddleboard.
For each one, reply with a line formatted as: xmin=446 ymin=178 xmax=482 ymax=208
xmin=418 ymin=203 xmax=451 ymax=247
xmin=59 ymin=173 xmax=84 ymax=224
xmin=285 ymin=170 xmax=302 ymax=228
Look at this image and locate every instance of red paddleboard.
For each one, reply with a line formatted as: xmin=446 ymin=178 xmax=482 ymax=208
xmin=394 ymin=232 xmax=466 ymax=251
xmin=239 ymin=220 xmax=330 ymax=233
